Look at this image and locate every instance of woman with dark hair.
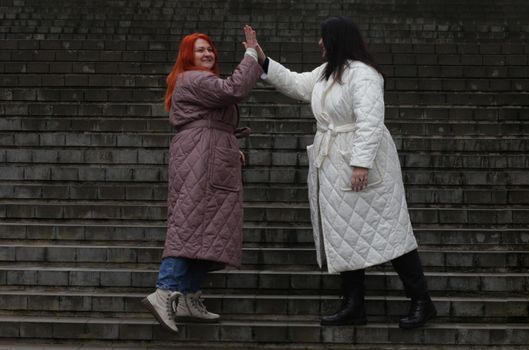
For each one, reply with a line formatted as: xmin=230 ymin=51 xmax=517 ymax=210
xmin=142 ymin=27 xmax=263 ymax=333
xmin=250 ymin=17 xmax=437 ymax=329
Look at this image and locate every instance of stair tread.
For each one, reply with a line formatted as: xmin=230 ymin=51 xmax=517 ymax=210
xmin=0 ymin=314 xmax=528 ymax=329
xmin=1 ymin=220 xmax=527 ymax=230
xmin=1 ymin=265 xmax=527 ymax=276
xmin=4 ymin=199 xmax=529 ymax=208
xmin=0 ymin=289 xmax=527 ymax=302
xmin=1 ymin=242 xmax=528 ymax=252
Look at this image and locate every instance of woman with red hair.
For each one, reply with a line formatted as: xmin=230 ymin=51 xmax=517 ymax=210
xmin=142 ymin=26 xmax=263 ymax=333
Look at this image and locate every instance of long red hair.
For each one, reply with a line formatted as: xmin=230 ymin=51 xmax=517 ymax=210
xmin=164 ymin=33 xmax=220 ymax=111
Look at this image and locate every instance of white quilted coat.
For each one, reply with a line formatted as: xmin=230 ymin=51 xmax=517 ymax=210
xmin=264 ymin=58 xmax=418 ymax=273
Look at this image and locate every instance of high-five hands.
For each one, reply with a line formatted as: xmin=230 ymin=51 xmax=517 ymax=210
xmin=243 ymin=25 xmax=258 ymax=50
xmin=243 ymin=25 xmax=266 ymax=64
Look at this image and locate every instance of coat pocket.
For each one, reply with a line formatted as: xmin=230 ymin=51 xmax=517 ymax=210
xmin=210 ymin=146 xmax=241 ymax=192
xmin=338 ymin=150 xmax=383 ymax=191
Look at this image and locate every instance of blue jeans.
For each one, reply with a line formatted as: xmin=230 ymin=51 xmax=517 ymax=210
xmin=156 ymin=257 xmax=211 ymax=294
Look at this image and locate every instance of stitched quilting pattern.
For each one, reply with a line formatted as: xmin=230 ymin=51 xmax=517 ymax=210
xmin=164 ymin=128 xmax=244 ymax=268
xmin=301 ymin=61 xmax=418 ymax=273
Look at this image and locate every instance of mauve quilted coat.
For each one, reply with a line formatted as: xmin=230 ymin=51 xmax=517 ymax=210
xmin=162 ymin=54 xmax=262 ymax=268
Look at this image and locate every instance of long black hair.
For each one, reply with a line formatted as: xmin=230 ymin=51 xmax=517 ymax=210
xmin=320 ymin=16 xmax=383 ymax=83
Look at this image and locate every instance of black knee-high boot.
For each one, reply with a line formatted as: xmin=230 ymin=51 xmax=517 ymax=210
xmin=320 ymin=269 xmax=367 ymax=326
xmin=391 ymin=249 xmax=437 ymax=329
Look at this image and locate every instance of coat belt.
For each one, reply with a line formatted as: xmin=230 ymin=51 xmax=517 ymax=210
xmin=314 ymin=123 xmax=356 ymax=168
xmin=177 ymin=119 xmax=235 ymax=134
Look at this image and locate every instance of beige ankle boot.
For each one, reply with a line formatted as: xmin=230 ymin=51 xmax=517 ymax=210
xmin=174 ymin=291 xmax=220 ymax=322
xmin=141 ymin=289 xmax=181 ymax=332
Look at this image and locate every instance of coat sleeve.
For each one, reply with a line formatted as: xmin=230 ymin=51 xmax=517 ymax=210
xmin=262 ymin=58 xmax=324 ymax=103
xmin=184 ymin=53 xmax=263 ymax=108
xmin=348 ymin=66 xmax=385 ymax=169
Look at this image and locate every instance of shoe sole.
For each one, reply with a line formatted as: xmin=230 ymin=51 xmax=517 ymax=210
xmin=399 ymin=310 xmax=437 ymax=329
xmin=141 ymin=297 xmax=178 ymax=333
xmin=174 ymin=315 xmax=221 ymax=323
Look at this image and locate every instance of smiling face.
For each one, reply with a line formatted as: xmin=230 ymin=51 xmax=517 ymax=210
xmin=193 ymin=38 xmax=215 ymax=69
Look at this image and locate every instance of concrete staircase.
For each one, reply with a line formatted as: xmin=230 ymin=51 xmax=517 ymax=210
xmin=1 ymin=0 xmax=528 ymax=348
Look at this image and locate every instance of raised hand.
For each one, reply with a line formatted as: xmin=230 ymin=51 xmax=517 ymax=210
xmin=243 ymin=25 xmax=258 ymax=50
xmin=243 ymin=25 xmax=266 ymax=63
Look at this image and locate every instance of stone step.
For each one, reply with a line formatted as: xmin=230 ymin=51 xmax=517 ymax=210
xmin=2 ymin=60 xmax=529 ymax=81
xmin=1 ymin=200 xmax=529 ymax=225
xmin=30 ymin=34 xmax=526 ymax=45
xmin=2 ymin=80 xmax=527 ymax=100
xmin=1 ymin=24 xmax=525 ymax=43
xmin=2 ymin=116 xmax=527 ymax=137
xmin=0 ymin=290 xmax=526 ymax=321
xmin=0 ymin=244 xmax=527 ymax=271
xmin=383 ymin=92 xmax=529 ymax=107
xmin=0 ymin=37 xmax=528 ymax=66
xmin=1 ymin=15 xmax=524 ymax=32
xmin=2 ymin=12 xmax=526 ymax=29
xmin=0 ymin=314 xmax=528 ymax=345
xmin=0 ymin=42 xmax=527 ymax=68
xmin=2 ymin=41 xmax=527 ymax=67
xmin=1 ymin=223 xmax=528 ymax=246
xmin=4 ymin=0 xmax=528 ymax=17
xmin=2 ymin=39 xmax=527 ymax=54
xmin=3 ymin=101 xmax=527 ymax=121
xmin=1 ymin=66 xmax=527 ymax=87
xmin=0 ymin=344 xmax=524 ymax=350
xmin=6 ymin=132 xmax=528 ymax=153
xmin=0 ymin=265 xmax=527 ymax=294
xmin=3 ymin=71 xmax=529 ymax=92
xmin=1 ymin=181 xmax=528 ymax=206
xmin=2 ymin=147 xmax=528 ymax=169
xmin=6 ymin=59 xmax=528 ymax=83
xmin=1 ymin=182 xmax=528 ymax=205
xmin=3 ymin=87 xmax=529 ymax=107
xmin=0 ymin=164 xmax=527 ymax=186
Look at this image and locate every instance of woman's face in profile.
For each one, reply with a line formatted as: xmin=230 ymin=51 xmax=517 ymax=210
xmin=194 ymin=38 xmax=215 ymax=69
xmin=318 ymin=38 xmax=326 ymax=58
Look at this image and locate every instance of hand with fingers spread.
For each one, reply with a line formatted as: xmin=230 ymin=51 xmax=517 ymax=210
xmin=350 ymin=167 xmax=369 ymax=192
xmin=243 ymin=25 xmax=266 ymax=64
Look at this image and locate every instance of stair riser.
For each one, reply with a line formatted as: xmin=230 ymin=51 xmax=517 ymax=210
xmin=4 ymin=87 xmax=529 ymax=106
xmin=0 ymin=269 xmax=525 ymax=293
xmin=2 ymin=115 xmax=529 ymax=135
xmin=2 ymin=204 xmax=529 ymax=225
xmin=1 ymin=28 xmax=527 ymax=43
xmin=3 ymin=133 xmax=529 ymax=153
xmin=2 ymin=148 xmax=529 ymax=170
xmin=1 ymin=166 xmax=527 ymax=186
xmin=0 ymin=294 xmax=526 ymax=320
xmin=2 ymin=39 xmax=527 ymax=55
xmin=3 ymin=73 xmax=529 ymax=94
xmin=2 ymin=104 xmax=527 ymax=121
xmin=0 ymin=319 xmax=528 ymax=345
xmin=2 ymin=184 xmax=528 ymax=206
xmin=2 ymin=225 xmax=528 ymax=246
xmin=0 ymin=246 xmax=527 ymax=270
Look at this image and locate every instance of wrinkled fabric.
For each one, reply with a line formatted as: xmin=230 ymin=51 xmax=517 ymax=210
xmin=163 ymin=55 xmax=262 ymax=268
xmin=156 ymin=257 xmax=211 ymax=293
xmin=264 ymin=58 xmax=417 ymax=273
